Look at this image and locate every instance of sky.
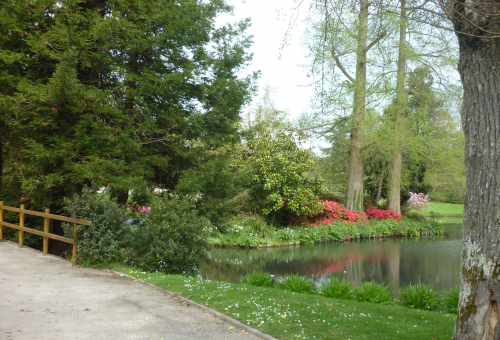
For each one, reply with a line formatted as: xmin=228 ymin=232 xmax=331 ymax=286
xmin=216 ymin=0 xmax=314 ymax=120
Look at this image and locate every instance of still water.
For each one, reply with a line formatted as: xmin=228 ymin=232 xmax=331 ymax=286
xmin=200 ymin=222 xmax=462 ymax=294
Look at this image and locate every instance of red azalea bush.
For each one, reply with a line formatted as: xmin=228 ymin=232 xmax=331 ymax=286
xmin=290 ymin=200 xmax=369 ymax=226
xmin=366 ymin=206 xmax=402 ymax=222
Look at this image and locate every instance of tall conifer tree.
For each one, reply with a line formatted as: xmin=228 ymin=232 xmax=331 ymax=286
xmin=0 ymin=0 xmax=255 ymax=209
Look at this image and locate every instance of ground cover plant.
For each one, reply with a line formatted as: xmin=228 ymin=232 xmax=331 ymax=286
xmin=278 ymin=274 xmax=315 ymax=294
xmin=209 ymin=219 xmax=443 ymax=247
xmin=354 ymin=281 xmax=394 ymax=304
xmin=443 ymin=285 xmax=460 ymax=314
xmin=241 ymin=271 xmax=273 ymax=287
xmin=113 ymin=266 xmax=456 ymax=340
xmin=319 ymin=277 xmax=354 ymax=300
xmin=399 ymin=283 xmax=442 ymax=311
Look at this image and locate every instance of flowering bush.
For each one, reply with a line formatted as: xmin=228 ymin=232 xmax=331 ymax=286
xmin=291 ymin=200 xmax=368 ymax=226
xmin=407 ymin=192 xmax=430 ymax=211
xmin=366 ymin=207 xmax=402 ymax=222
xmin=136 ymin=206 xmax=151 ymax=215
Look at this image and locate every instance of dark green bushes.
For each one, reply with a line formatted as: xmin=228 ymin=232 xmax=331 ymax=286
xmin=62 ymin=188 xmax=130 ymax=264
xmin=62 ymin=190 xmax=211 ymax=274
xmin=124 ymin=195 xmax=211 ymax=274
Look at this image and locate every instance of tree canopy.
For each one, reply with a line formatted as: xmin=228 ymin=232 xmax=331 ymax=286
xmin=0 ymin=0 xmax=256 ymax=209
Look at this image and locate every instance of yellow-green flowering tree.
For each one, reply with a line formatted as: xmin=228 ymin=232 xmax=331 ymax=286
xmin=236 ymin=113 xmax=325 ymax=218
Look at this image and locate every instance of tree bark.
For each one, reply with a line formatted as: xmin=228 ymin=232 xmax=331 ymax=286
xmin=375 ymin=161 xmax=386 ymax=204
xmin=386 ymin=0 xmax=407 ymax=215
xmin=453 ymin=40 xmax=500 ymax=340
xmin=345 ymin=0 xmax=369 ymax=212
xmin=442 ymin=1 xmax=500 ymax=338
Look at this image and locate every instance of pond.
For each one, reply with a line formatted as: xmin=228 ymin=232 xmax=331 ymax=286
xmin=200 ymin=221 xmax=463 ymax=294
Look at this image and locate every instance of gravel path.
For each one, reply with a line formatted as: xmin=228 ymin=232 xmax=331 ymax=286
xmin=0 ymin=241 xmax=275 ymax=340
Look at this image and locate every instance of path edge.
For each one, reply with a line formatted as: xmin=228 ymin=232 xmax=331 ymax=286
xmin=114 ymin=270 xmax=279 ymax=340
xmin=0 ymin=240 xmax=278 ymax=340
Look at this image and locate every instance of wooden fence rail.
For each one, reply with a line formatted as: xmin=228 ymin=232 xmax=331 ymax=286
xmin=0 ymin=201 xmax=92 ymax=265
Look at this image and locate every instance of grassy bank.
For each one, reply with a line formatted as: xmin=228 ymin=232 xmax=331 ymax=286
xmin=439 ymin=217 xmax=463 ymax=224
xmin=414 ymin=202 xmax=464 ymax=216
xmin=209 ymin=219 xmax=443 ymax=248
xmin=113 ymin=267 xmax=455 ymax=340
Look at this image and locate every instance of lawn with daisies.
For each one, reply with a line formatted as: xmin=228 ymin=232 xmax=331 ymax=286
xmin=115 ymin=267 xmax=455 ymax=340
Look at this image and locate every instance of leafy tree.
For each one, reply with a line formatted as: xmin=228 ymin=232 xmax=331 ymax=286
xmin=235 ymin=113 xmax=325 ymax=219
xmin=0 ymin=0 xmax=256 ymax=211
xmin=305 ymin=0 xmax=390 ymax=211
xmin=304 ymin=0 xmax=459 ymax=214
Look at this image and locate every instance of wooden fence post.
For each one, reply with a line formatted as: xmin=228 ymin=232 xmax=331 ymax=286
xmin=72 ymin=223 xmax=77 ymax=266
xmin=18 ymin=204 xmax=24 ymax=248
xmin=43 ymin=208 xmax=50 ymax=255
xmin=0 ymin=201 xmax=3 ymax=240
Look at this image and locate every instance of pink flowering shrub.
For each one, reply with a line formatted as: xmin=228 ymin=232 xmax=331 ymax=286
xmin=136 ymin=206 xmax=151 ymax=215
xmin=407 ymin=192 xmax=430 ymax=211
xmin=366 ymin=206 xmax=402 ymax=222
xmin=290 ymin=200 xmax=368 ymax=226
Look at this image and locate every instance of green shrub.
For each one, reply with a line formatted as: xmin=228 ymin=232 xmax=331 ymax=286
xmin=242 ymin=271 xmax=273 ymax=287
xmin=399 ymin=283 xmax=442 ymax=310
xmin=405 ymin=211 xmax=427 ymax=222
xmin=354 ymin=281 xmax=393 ymax=304
xmin=62 ymin=188 xmax=130 ymax=264
xmin=443 ymin=285 xmax=460 ymax=314
xmin=320 ymin=277 xmax=354 ymax=299
xmin=426 ymin=220 xmax=444 ymax=234
xmin=125 ymin=194 xmax=211 ymax=274
xmin=428 ymin=211 xmax=439 ymax=218
xmin=278 ymin=273 xmax=315 ymax=294
xmin=230 ymin=214 xmax=270 ymax=236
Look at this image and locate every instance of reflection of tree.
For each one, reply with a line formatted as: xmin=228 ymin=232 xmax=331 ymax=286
xmin=200 ymin=226 xmax=461 ymax=293
xmin=399 ymin=239 xmax=461 ymax=291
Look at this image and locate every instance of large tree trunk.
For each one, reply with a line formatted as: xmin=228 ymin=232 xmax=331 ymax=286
xmin=444 ymin=2 xmax=500 ymax=338
xmin=345 ymin=0 xmax=368 ymax=212
xmin=452 ymin=39 xmax=500 ymax=339
xmin=386 ymin=0 xmax=407 ymax=215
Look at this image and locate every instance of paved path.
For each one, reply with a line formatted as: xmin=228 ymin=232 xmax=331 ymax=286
xmin=0 ymin=241 xmax=273 ymax=340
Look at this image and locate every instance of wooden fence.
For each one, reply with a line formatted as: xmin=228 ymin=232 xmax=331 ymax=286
xmin=0 ymin=201 xmax=92 ymax=265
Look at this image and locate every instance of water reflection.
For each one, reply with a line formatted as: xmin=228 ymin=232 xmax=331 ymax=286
xmin=200 ymin=223 xmax=462 ymax=294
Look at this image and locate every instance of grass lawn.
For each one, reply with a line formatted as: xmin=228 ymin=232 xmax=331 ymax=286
xmin=439 ymin=217 xmax=463 ymax=224
xmin=413 ymin=202 xmax=464 ymax=216
xmin=114 ymin=266 xmax=456 ymax=340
